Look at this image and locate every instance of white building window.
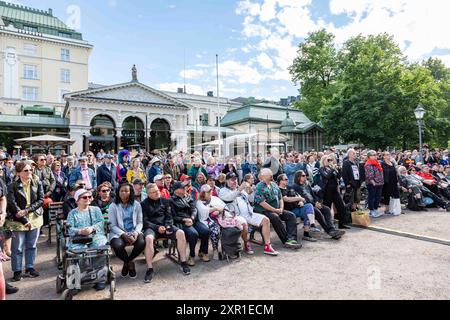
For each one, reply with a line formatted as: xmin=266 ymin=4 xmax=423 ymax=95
xmin=23 ymin=87 xmax=38 ymax=101
xmin=23 ymin=25 xmax=38 ymax=33
xmin=60 ymin=89 xmax=70 ymax=103
xmin=60 ymin=69 xmax=70 ymax=83
xmin=61 ymin=48 xmax=70 ymax=61
xmin=23 ymin=65 xmax=38 ymax=79
xmin=23 ymin=44 xmax=37 ymax=56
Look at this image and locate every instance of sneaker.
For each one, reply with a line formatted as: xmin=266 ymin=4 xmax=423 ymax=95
xmin=121 ymin=262 xmax=129 ymax=278
xmin=6 ymin=282 xmax=19 ymax=294
xmin=187 ymin=256 xmax=195 ymax=266
xmin=201 ymin=254 xmax=210 ymax=263
xmin=181 ymin=263 xmax=191 ymax=275
xmin=302 ymin=234 xmax=318 ymax=242
xmin=338 ymin=224 xmax=351 ymax=230
xmin=310 ymin=226 xmax=322 ymax=233
xmin=244 ymin=242 xmax=254 ymax=255
xmin=284 ymin=240 xmax=302 ymax=249
xmin=24 ymin=268 xmax=39 ymax=278
xmin=263 ymin=244 xmax=279 ymax=256
xmin=128 ymin=262 xmax=137 ymax=279
xmin=328 ymin=229 xmax=343 ymax=240
xmin=93 ymin=281 xmax=107 ymax=291
xmin=144 ymin=268 xmax=154 ymax=283
xmin=371 ymin=210 xmax=384 ymax=218
xmin=12 ymin=272 xmax=22 ymax=282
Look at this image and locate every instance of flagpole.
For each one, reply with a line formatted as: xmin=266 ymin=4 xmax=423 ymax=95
xmin=216 ymin=54 xmax=221 ymax=159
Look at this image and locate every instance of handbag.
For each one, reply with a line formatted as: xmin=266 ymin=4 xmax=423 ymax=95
xmin=388 ymin=198 xmax=402 ymax=216
xmin=71 ymin=208 xmax=96 ymax=245
xmin=351 ymin=210 xmax=371 ymax=227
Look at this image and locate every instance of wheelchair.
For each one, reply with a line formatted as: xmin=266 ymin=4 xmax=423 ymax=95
xmin=56 ymin=222 xmax=116 ymax=300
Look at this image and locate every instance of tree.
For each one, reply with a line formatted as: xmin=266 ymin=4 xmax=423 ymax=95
xmin=289 ymin=29 xmax=339 ymax=122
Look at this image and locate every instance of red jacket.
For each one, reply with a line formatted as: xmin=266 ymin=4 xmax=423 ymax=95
xmin=158 ymin=185 xmax=171 ymax=199
xmin=417 ymin=172 xmax=437 ymax=184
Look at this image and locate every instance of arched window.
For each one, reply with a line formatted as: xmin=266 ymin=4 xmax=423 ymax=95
xmin=150 ymin=118 xmax=171 ymax=151
xmin=89 ymin=115 xmax=116 ymax=154
xmin=122 ymin=116 xmax=145 ymax=150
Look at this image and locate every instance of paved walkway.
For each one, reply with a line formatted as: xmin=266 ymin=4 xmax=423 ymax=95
xmin=4 ymin=208 xmax=450 ymax=300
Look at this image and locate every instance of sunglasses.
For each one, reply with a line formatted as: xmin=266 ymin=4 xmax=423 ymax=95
xmin=39 ymin=159 xmax=46 ymax=161
xmin=22 ymin=169 xmax=32 ymax=173
xmin=300 ymin=175 xmax=306 ymax=177
xmin=80 ymin=195 xmax=93 ymax=200
xmin=101 ymin=189 xmax=110 ymax=193
xmin=327 ymin=159 xmax=333 ymax=162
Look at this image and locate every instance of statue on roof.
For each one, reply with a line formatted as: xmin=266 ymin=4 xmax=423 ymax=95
xmin=132 ymin=64 xmax=137 ymax=82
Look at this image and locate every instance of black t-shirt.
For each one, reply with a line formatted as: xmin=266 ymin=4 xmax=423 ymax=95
xmin=280 ymin=187 xmax=299 ymax=211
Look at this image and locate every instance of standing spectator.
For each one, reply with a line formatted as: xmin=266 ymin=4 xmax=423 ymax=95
xmin=205 ymin=156 xmax=224 ymax=181
xmin=117 ymin=150 xmax=131 ymax=184
xmin=170 ymin=181 xmax=210 ymax=266
xmin=188 ymin=158 xmax=208 ymax=180
xmin=283 ymin=153 xmax=305 ymax=186
xmin=163 ymin=174 xmax=174 ymax=195
xmin=6 ymin=162 xmax=44 ymax=281
xmin=96 ymin=149 xmax=106 ymax=160
xmin=51 ymin=161 xmax=68 ymax=202
xmin=253 ymin=168 xmax=301 ymax=249
xmin=192 ymin=172 xmax=207 ymax=191
xmin=216 ymin=173 xmax=227 ymax=189
xmin=62 ymin=156 xmax=76 ymax=177
xmin=68 ymin=156 xmax=96 ymax=191
xmin=96 ymin=154 xmax=118 ymax=192
xmin=46 ymin=154 xmax=55 ymax=167
xmin=163 ymin=154 xmax=182 ymax=181
xmin=342 ymin=149 xmax=361 ymax=211
xmin=305 ymin=154 xmax=318 ymax=186
xmin=381 ymin=152 xmax=401 ymax=214
xmin=86 ymin=151 xmax=97 ymax=172
xmin=365 ymin=150 xmax=385 ymax=218
xmin=147 ymin=157 xmax=162 ymax=184
xmin=319 ymin=155 xmax=351 ymax=229
xmin=221 ymin=158 xmax=238 ymax=178
xmin=108 ymin=183 xmax=145 ymax=279
xmin=33 ymin=154 xmax=55 ymax=230
xmin=132 ymin=179 xmax=147 ymax=203
xmin=127 ymin=158 xmax=147 ymax=185
xmin=263 ymin=148 xmax=283 ymax=181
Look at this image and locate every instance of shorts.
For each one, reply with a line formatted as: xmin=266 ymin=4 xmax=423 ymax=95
xmin=143 ymin=226 xmax=180 ymax=241
xmin=241 ymin=212 xmax=266 ymax=227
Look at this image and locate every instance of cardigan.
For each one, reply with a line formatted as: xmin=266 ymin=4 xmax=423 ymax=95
xmin=108 ymin=201 xmax=143 ymax=240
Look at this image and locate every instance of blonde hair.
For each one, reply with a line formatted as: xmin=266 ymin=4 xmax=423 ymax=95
xmin=320 ymin=155 xmax=332 ymax=168
xmin=260 ymin=168 xmax=273 ymax=177
xmin=207 ymin=156 xmax=216 ymax=166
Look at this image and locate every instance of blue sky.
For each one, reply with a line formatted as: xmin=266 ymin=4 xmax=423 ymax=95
xmin=9 ymin=0 xmax=450 ymax=100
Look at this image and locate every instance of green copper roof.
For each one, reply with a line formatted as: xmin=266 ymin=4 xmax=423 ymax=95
xmin=0 ymin=1 xmax=83 ymax=40
xmin=0 ymin=115 xmax=68 ymax=128
xmin=221 ymin=102 xmax=313 ymax=127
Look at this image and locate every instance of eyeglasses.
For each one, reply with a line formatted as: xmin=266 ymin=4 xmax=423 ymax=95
xmin=39 ymin=159 xmax=46 ymax=162
xmin=80 ymin=195 xmax=93 ymax=200
xmin=281 ymin=178 xmax=288 ymax=181
xmin=327 ymin=159 xmax=333 ymax=162
xmin=101 ymin=189 xmax=110 ymax=193
xmin=300 ymin=175 xmax=306 ymax=177
xmin=22 ymin=169 xmax=32 ymax=173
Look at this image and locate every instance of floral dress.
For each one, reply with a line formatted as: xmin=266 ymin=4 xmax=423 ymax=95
xmin=67 ymin=206 xmax=108 ymax=250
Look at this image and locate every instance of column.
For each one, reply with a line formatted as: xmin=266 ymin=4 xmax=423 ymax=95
xmin=116 ymin=128 xmax=123 ymax=153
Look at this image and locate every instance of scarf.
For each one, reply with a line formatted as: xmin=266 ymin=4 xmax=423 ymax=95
xmin=365 ymin=159 xmax=383 ymax=172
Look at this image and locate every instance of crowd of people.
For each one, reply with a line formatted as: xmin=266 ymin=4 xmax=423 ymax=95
xmin=0 ymin=145 xmax=449 ymax=298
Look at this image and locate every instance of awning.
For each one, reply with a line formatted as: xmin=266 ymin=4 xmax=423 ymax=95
xmin=15 ymin=134 xmax=75 ymax=150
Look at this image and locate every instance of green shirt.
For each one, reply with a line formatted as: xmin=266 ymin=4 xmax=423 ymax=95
xmin=254 ymin=181 xmax=282 ymax=212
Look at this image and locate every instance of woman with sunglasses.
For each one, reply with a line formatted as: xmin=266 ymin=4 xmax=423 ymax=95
xmin=6 ymin=162 xmax=44 ymax=282
xmin=66 ymin=189 xmax=108 ymax=290
xmin=92 ymin=182 xmax=114 ymax=221
xmin=319 ymin=155 xmax=351 ymax=229
xmin=51 ymin=161 xmax=68 ymax=202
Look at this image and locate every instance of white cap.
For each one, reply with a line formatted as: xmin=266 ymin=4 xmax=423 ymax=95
xmin=74 ymin=189 xmax=90 ymax=202
xmin=153 ymin=174 xmax=164 ymax=182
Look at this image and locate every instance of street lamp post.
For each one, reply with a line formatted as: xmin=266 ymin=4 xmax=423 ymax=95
xmin=414 ymin=104 xmax=426 ymax=162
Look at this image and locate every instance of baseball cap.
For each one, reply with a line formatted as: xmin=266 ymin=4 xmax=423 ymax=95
xmin=180 ymin=174 xmax=192 ymax=182
xmin=78 ymin=156 xmax=88 ymax=161
xmin=104 ymin=154 xmax=113 ymax=159
xmin=153 ymin=174 xmax=164 ymax=182
xmin=200 ymin=184 xmax=212 ymax=193
xmin=226 ymin=172 xmax=237 ymax=180
xmin=173 ymin=181 xmax=187 ymax=190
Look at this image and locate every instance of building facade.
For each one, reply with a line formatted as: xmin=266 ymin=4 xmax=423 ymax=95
xmin=0 ymin=1 xmax=92 ymax=151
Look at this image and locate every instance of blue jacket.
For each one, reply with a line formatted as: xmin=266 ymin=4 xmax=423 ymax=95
xmin=68 ymin=167 xmax=97 ymax=189
xmin=97 ymin=163 xmax=118 ymax=191
xmin=147 ymin=165 xmax=162 ymax=184
xmin=283 ymin=162 xmax=306 ymax=186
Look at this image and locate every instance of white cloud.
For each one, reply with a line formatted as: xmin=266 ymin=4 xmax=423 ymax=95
xmin=256 ymin=52 xmax=274 ymax=69
xmin=179 ymin=69 xmax=205 ymax=79
xmin=219 ymin=60 xmax=264 ymax=84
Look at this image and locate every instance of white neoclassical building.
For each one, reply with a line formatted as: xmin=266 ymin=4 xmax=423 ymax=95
xmin=64 ymin=74 xmax=193 ymax=154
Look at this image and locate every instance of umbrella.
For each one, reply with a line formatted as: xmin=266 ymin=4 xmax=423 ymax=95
xmin=15 ymin=135 xmax=75 ymax=151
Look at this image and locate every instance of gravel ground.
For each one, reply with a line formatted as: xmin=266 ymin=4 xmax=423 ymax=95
xmin=3 ymin=207 xmax=450 ymax=300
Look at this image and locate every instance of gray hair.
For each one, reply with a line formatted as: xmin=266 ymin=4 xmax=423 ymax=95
xmin=260 ymin=168 xmax=273 ymax=177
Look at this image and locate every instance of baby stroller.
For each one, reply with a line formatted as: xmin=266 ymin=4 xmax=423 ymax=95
xmin=218 ymin=204 xmax=243 ymax=262
xmin=56 ymin=223 xmax=116 ymax=300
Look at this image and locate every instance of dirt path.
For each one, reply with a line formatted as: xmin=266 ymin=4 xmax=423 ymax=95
xmin=4 ymin=208 xmax=450 ymax=300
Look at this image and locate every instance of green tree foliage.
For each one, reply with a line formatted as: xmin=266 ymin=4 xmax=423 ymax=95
xmin=290 ymin=31 xmax=450 ymax=149
xmin=289 ymin=29 xmax=339 ymax=123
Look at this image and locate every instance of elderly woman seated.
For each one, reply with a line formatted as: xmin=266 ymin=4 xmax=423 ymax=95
xmin=66 ymin=189 xmax=108 ymax=290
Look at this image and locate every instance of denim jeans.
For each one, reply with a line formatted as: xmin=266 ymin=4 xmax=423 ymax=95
xmin=183 ymin=221 xmax=210 ymax=257
xmin=291 ymin=203 xmax=314 ymax=227
xmin=11 ymin=228 xmax=40 ymax=273
xmin=367 ymin=184 xmax=383 ymax=211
